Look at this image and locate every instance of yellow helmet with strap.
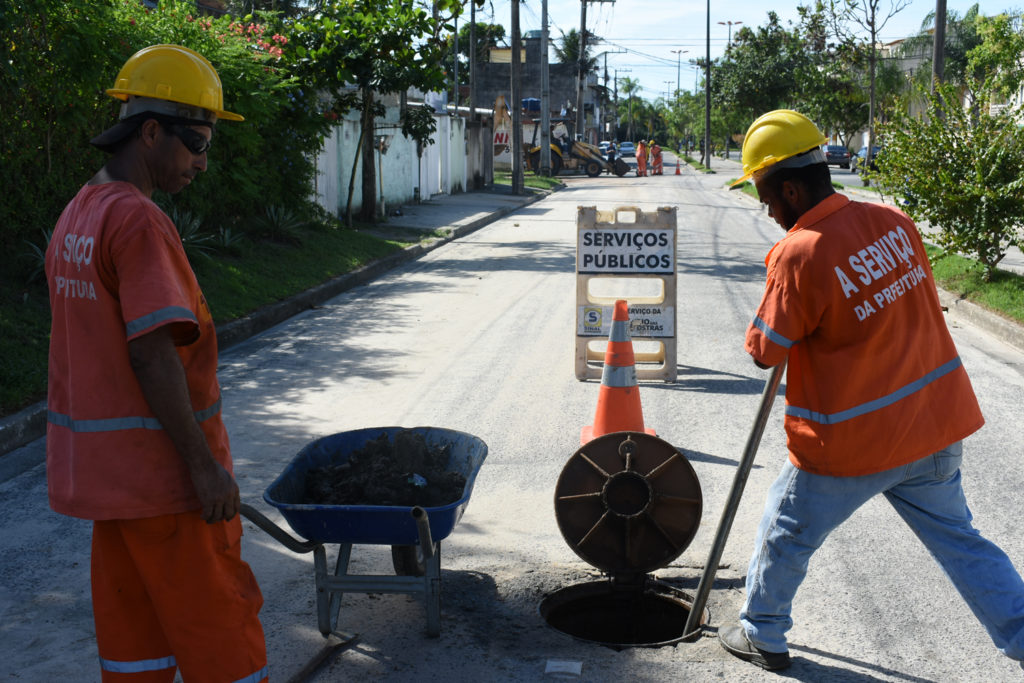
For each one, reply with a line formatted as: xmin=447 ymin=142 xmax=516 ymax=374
xmin=732 ymin=110 xmax=826 ymax=186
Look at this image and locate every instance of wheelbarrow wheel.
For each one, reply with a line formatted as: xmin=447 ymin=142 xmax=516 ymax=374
xmin=391 ymin=544 xmax=426 ymax=576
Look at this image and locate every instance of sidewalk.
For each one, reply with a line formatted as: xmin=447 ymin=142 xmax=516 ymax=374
xmin=0 ymin=184 xmax=552 ymax=464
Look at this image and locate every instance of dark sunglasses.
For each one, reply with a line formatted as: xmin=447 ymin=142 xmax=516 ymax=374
xmin=166 ymin=124 xmax=212 ymax=155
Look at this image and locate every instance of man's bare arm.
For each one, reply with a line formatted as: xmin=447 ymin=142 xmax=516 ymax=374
xmin=128 ymin=326 xmax=238 ymax=522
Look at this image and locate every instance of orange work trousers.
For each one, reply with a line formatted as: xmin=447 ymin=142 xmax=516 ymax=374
xmin=652 ymin=152 xmax=663 ymax=175
xmin=92 ymin=512 xmax=267 ymax=683
xmin=636 ymin=152 xmax=647 ymax=176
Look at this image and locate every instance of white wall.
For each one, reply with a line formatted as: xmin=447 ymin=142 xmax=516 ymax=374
xmin=314 ymin=93 xmax=473 ymax=217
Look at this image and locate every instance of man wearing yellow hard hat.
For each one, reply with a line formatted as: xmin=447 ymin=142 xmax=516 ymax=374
xmin=720 ymin=110 xmax=1024 ymax=671
xmin=45 ymin=45 xmax=267 ymax=682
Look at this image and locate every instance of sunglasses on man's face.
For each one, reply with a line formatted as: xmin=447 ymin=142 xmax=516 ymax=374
xmin=166 ymin=124 xmax=212 ymax=155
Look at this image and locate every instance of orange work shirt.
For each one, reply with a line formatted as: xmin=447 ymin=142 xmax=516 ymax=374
xmin=745 ymin=193 xmax=984 ymax=476
xmin=45 ymin=182 xmax=231 ymax=520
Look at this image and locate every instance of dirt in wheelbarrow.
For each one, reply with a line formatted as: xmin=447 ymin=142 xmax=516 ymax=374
xmin=302 ymin=430 xmax=466 ymax=507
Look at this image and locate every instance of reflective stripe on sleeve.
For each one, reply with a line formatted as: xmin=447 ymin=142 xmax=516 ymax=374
xmin=234 ymin=665 xmax=269 ymax=683
xmin=751 ymin=316 xmax=796 ymax=348
xmin=785 ymin=356 xmax=963 ymax=425
xmin=125 ymin=306 xmax=199 ymax=337
xmin=100 ymin=654 xmax=176 ymax=673
xmin=601 ymin=364 xmax=638 ymax=387
xmin=48 ymin=398 xmax=222 ymax=433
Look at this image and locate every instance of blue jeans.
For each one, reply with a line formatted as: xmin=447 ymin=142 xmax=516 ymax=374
xmin=740 ymin=442 xmax=1024 ymax=659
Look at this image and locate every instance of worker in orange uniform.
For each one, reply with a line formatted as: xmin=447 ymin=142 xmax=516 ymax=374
xmin=719 ymin=110 xmax=1024 ymax=672
xmin=635 ymin=139 xmax=647 ymax=177
xmin=45 ymin=45 xmax=268 ymax=683
xmin=650 ymin=139 xmax=663 ymax=175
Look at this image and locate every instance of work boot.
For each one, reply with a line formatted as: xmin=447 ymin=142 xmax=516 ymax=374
xmin=719 ymin=624 xmax=791 ymax=671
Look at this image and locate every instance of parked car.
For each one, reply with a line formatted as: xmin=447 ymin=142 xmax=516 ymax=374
xmin=598 ymin=141 xmax=611 ymax=155
xmin=617 ymin=141 xmax=636 ymax=157
xmin=822 ymin=144 xmax=851 ymax=169
xmin=851 ymin=146 xmax=882 ymax=173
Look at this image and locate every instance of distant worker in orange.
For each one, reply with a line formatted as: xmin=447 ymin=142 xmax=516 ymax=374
xmin=718 ymin=109 xmax=1024 ymax=673
xmin=650 ymin=139 xmax=663 ymax=175
xmin=45 ymin=44 xmax=267 ymax=682
xmin=635 ymin=139 xmax=647 ymax=177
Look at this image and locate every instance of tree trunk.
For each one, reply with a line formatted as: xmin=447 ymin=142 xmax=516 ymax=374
xmin=345 ymin=125 xmax=365 ymax=230
xmin=358 ymin=88 xmax=377 ymax=222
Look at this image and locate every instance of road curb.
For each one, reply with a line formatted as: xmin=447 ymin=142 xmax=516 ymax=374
xmin=937 ymin=289 xmax=1024 ymax=353
xmin=0 ymin=188 xmax=551 ymax=459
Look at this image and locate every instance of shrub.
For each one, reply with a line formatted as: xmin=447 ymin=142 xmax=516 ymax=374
xmin=1 ymin=0 xmax=334 ymax=281
xmin=873 ymin=82 xmax=1024 ymax=281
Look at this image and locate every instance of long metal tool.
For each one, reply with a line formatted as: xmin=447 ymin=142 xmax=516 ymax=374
xmin=683 ymin=361 xmax=787 ymax=638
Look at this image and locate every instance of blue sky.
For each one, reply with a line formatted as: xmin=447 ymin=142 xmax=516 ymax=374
xmin=479 ymin=0 xmax=1018 ymax=101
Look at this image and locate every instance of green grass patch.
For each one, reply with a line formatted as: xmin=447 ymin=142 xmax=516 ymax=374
xmin=494 ymin=170 xmax=564 ymax=191
xmin=195 ymin=225 xmax=404 ymax=323
xmin=0 ymin=223 xmax=406 ymax=417
xmin=684 ymin=155 xmax=715 ymax=173
xmin=925 ymin=245 xmax=1024 ymax=324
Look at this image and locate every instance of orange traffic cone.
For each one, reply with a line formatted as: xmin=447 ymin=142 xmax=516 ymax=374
xmin=675 ymin=159 xmax=681 ymax=175
xmin=581 ymin=300 xmax=657 ymax=444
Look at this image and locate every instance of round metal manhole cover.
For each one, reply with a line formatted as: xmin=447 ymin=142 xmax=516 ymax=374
xmin=553 ymin=432 xmax=702 ymax=575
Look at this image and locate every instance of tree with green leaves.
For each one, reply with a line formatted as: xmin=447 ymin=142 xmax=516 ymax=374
xmin=895 ymin=4 xmax=985 ymax=92
xmin=290 ymin=0 xmax=462 ymax=224
xmin=712 ymin=12 xmax=813 ymax=127
xmin=443 ymin=21 xmax=506 ymax=87
xmin=553 ymin=27 xmax=598 ymax=70
xmin=827 ymin=0 xmax=911 ymax=173
xmin=617 ymin=76 xmax=640 ymax=141
xmin=874 ymin=81 xmax=1024 ymax=281
xmin=1 ymin=0 xmax=329 ymax=273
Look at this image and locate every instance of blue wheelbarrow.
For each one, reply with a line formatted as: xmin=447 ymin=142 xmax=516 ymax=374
xmin=240 ymin=427 xmax=488 ymax=644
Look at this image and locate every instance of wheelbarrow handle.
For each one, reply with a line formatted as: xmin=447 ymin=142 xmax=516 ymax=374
xmin=240 ymin=502 xmax=320 ymax=554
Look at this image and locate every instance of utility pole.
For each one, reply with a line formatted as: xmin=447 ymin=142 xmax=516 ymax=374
xmin=541 ymin=0 xmax=551 ymax=175
xmin=469 ymin=0 xmax=475 ymax=115
xmin=704 ymin=0 xmax=711 ymax=169
xmin=575 ymin=0 xmax=587 ymax=141
xmin=932 ymin=0 xmax=946 ymax=90
xmin=614 ymin=68 xmax=630 ymax=141
xmin=664 ymin=81 xmax=674 ymax=101
xmin=576 ymin=0 xmax=615 ymax=144
xmin=453 ymin=14 xmax=459 ymax=110
xmin=511 ymin=0 xmax=523 ymax=194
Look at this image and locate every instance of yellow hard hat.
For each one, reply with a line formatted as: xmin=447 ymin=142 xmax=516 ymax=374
xmin=106 ymin=44 xmax=243 ymax=122
xmin=732 ymin=109 xmax=826 ymax=186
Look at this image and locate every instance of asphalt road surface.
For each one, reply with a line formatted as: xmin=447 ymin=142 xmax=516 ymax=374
xmin=3 ymin=162 xmax=1023 ymax=682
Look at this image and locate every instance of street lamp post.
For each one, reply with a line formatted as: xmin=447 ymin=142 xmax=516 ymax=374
xmin=670 ymin=49 xmax=687 ymax=103
xmin=704 ymin=0 xmax=710 ymax=169
xmin=717 ymin=20 xmax=742 ymax=47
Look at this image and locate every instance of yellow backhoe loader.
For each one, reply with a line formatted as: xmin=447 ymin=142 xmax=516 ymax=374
xmin=524 ymin=118 xmax=630 ymax=177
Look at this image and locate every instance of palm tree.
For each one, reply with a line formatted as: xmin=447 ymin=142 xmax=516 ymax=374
xmin=554 ymin=28 xmax=598 ymax=70
xmin=619 ymin=76 xmax=640 ymax=141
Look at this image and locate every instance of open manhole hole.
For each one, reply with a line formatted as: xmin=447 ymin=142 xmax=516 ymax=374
xmin=543 ymin=432 xmax=705 ymax=648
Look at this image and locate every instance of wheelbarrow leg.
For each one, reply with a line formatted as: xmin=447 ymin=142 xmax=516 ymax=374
xmin=424 ymin=542 xmax=442 ymax=637
xmin=314 ymin=544 xmax=356 ymax=639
